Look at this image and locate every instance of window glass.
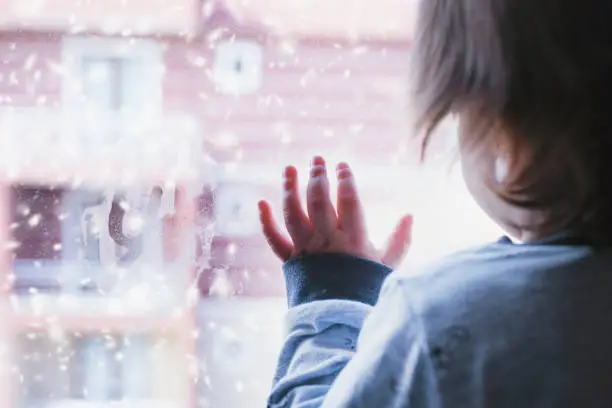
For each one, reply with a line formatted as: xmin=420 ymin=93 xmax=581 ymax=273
xmin=0 ymin=3 xmax=499 ymax=408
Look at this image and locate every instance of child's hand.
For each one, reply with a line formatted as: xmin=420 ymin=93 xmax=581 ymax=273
xmin=258 ymin=157 xmax=413 ymax=268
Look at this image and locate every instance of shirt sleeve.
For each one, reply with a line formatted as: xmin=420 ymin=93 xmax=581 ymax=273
xmin=268 ymin=254 xmax=440 ymax=408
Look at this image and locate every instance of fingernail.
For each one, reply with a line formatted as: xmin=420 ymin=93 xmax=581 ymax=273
xmin=311 ymin=156 xmax=325 ymax=168
xmin=284 ymin=178 xmax=294 ymax=192
xmin=311 ymin=165 xmax=326 ymax=177
xmin=401 ymin=215 xmax=414 ymax=228
xmin=337 ymin=171 xmax=355 ymax=198
xmin=336 ymin=162 xmax=352 ymax=180
xmin=258 ymin=201 xmax=266 ymax=214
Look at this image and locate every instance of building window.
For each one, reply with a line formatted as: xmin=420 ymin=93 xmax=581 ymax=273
xmin=80 ymin=57 xmax=125 ymax=111
xmin=11 ymin=186 xmax=63 ymax=262
xmin=10 ymin=185 xmax=109 ymax=292
xmin=17 ymin=331 xmax=157 ymax=404
xmin=213 ymin=40 xmax=263 ymax=94
xmin=213 ymin=184 xmax=260 ymax=237
xmin=10 ymin=185 xmax=174 ymax=293
xmin=61 ymin=37 xmax=163 ymax=154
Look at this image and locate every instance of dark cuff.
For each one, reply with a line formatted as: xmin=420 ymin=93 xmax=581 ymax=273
xmin=283 ymin=253 xmax=393 ymax=308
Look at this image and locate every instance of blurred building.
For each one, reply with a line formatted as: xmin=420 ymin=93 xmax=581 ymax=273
xmin=0 ymin=1 xmax=498 ymax=408
xmin=0 ymin=1 xmax=202 ymax=407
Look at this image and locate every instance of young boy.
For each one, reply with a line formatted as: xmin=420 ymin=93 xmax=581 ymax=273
xmin=259 ymin=0 xmax=612 ymax=406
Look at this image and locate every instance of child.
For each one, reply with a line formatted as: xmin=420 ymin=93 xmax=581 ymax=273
xmin=259 ymin=0 xmax=612 ymax=407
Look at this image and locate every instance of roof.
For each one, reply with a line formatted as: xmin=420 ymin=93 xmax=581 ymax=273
xmin=216 ymin=0 xmax=416 ymax=41
xmin=0 ymin=0 xmax=196 ymax=35
xmin=0 ymin=0 xmax=417 ymax=41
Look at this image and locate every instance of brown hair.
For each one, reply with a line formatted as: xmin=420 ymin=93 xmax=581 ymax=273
xmin=411 ymin=0 xmax=612 ymax=241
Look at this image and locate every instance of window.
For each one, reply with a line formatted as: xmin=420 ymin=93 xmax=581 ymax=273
xmin=1 ymin=3 xmax=503 ymax=408
xmin=213 ymin=184 xmax=260 ymax=237
xmin=212 ymin=40 xmax=263 ymax=94
xmin=197 ymin=299 xmax=285 ymax=407
xmin=61 ymin=37 xmax=163 ymax=154
xmin=10 ymin=185 xmax=109 ymax=293
xmin=17 ymin=331 xmax=161 ymax=405
xmin=81 ymin=58 xmax=124 ymax=111
xmin=10 ymin=185 xmax=177 ymax=293
xmin=17 ymin=332 xmax=71 ymax=402
xmin=11 ymin=186 xmax=63 ymax=262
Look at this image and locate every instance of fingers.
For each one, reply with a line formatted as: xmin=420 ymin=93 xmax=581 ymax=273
xmin=283 ymin=165 xmax=312 ymax=245
xmin=381 ymin=215 xmax=413 ymax=268
xmin=307 ymin=156 xmax=338 ymax=236
xmin=259 ymin=200 xmax=293 ymax=261
xmin=336 ymin=162 xmax=367 ymax=244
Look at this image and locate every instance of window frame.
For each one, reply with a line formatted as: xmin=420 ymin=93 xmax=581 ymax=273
xmin=60 ymin=37 xmax=164 ymax=154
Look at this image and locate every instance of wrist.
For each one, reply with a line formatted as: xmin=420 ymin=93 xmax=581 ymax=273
xmin=283 ymin=253 xmax=393 ymax=308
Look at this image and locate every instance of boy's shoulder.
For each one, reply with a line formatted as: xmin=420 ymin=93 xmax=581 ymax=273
xmin=390 ymin=237 xmax=597 ymax=313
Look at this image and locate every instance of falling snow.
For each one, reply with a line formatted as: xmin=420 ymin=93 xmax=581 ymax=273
xmin=0 ymin=0 xmax=499 ymax=407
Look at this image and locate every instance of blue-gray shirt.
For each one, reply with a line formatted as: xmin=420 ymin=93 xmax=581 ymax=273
xmin=268 ymin=236 xmax=612 ymax=407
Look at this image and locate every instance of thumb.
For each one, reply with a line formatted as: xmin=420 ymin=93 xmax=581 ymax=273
xmin=380 ymin=215 xmax=413 ymax=268
xmin=259 ymin=200 xmax=294 ymax=261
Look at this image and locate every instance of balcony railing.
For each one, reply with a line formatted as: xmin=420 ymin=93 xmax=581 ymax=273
xmin=0 ymin=107 xmax=204 ymax=185
xmin=0 ymin=0 xmax=197 ymax=36
xmin=11 ymin=259 xmax=191 ymax=316
xmin=23 ymin=400 xmax=176 ymax=408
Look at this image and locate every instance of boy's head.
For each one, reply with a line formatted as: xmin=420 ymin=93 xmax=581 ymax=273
xmin=411 ymin=0 xmax=612 ymax=242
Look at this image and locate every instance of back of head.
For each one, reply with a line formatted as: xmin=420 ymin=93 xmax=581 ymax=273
xmin=411 ymin=0 xmax=612 ymax=242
